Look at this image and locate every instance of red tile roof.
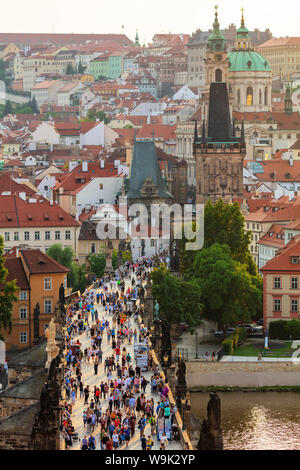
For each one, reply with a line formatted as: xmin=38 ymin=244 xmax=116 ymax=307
xmin=253 ymin=160 xmax=300 ymax=182
xmin=0 ymin=194 xmax=80 ymax=228
xmin=261 ymin=237 xmax=300 ymax=272
xmin=257 ymin=224 xmax=286 ymax=247
xmin=20 ymin=249 xmax=70 ymax=274
xmin=0 ymin=174 xmax=36 ymax=196
xmin=2 ymin=257 xmax=30 ymax=290
xmin=53 ymin=161 xmax=119 ymax=193
xmin=233 ymin=111 xmax=300 ymax=130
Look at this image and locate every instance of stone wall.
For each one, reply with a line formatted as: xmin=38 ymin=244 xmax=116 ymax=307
xmin=0 ymin=397 xmax=37 ymax=419
xmin=8 ymin=366 xmax=41 ymax=388
xmin=0 ymin=432 xmax=32 ymax=450
xmin=187 ymin=361 xmax=300 ymax=388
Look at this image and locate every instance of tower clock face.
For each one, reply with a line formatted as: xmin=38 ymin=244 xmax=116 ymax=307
xmin=214 ymin=54 xmax=223 ymax=62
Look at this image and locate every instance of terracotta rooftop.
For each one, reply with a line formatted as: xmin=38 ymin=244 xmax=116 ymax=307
xmin=257 ymin=224 xmax=286 ymax=248
xmin=261 ymin=237 xmax=300 ymax=272
xmin=0 ymin=194 xmax=80 ymax=228
xmin=20 ymin=249 xmax=70 ymax=274
xmin=2 ymin=257 xmax=30 ymax=290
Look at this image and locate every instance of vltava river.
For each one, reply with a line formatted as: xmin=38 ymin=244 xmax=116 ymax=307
xmin=191 ymin=392 xmax=300 ymax=450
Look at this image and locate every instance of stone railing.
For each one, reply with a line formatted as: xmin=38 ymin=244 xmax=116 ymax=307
xmin=151 ymin=348 xmax=193 ymax=450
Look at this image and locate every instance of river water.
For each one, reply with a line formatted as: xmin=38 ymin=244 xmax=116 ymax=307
xmin=191 ymin=392 xmax=300 ymax=450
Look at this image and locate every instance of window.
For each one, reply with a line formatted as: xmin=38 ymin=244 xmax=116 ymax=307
xmin=65 ymin=230 xmax=71 ymax=240
xmin=20 ymin=307 xmax=27 ymax=319
xmin=291 ymin=277 xmax=298 ymax=289
xmin=44 ymin=299 xmax=52 ymax=314
xmin=45 ymin=231 xmax=51 ymax=240
xmin=274 ymin=277 xmax=281 ymax=289
xmin=4 ymin=232 xmax=10 ymax=241
xmin=246 ymin=87 xmax=254 ymax=106
xmin=55 ymin=230 xmax=61 ymax=240
xmin=215 ymin=68 xmax=222 ymax=82
xmin=44 ymin=277 xmax=52 ymax=290
xmin=24 ymin=231 xmax=30 ymax=241
xmin=274 ymin=299 xmax=281 ymax=312
xmin=14 ymin=232 xmax=19 ymax=241
xmin=35 ymin=231 xmax=40 ymax=240
xmin=91 ymin=243 xmax=96 ymax=254
xmin=20 ymin=332 xmax=27 ymax=343
xmin=20 ymin=291 xmax=27 ymax=300
xmin=291 ymin=299 xmax=299 ymax=312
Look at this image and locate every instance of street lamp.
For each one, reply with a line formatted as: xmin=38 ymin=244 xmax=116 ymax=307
xmin=195 ymin=330 xmax=199 ymax=359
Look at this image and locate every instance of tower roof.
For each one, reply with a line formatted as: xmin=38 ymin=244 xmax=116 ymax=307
xmin=207 ymin=5 xmax=226 ymax=52
xmin=236 ymin=7 xmax=249 ymax=38
xmin=207 ymin=83 xmax=232 ymax=142
xmin=127 ymin=140 xmax=172 ymax=199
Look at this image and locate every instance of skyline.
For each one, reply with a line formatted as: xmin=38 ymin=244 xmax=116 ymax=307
xmin=1 ymin=0 xmax=299 ymax=46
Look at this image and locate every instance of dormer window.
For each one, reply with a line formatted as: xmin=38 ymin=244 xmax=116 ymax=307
xmin=291 ymin=256 xmax=300 ymax=264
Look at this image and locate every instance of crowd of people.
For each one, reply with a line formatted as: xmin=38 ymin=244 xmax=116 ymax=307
xmin=60 ymin=258 xmax=181 ymax=451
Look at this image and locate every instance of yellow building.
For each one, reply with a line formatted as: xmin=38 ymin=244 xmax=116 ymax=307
xmin=257 ymin=37 xmax=300 ymax=79
xmin=0 ymin=43 xmax=19 ymax=59
xmin=2 ymin=249 xmax=69 ymax=351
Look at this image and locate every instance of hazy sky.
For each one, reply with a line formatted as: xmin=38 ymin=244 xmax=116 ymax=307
xmin=2 ymin=0 xmax=299 ymax=45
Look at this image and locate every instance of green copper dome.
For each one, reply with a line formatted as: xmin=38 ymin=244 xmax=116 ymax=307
xmin=228 ymin=9 xmax=271 ymax=72
xmin=228 ymin=50 xmax=271 ymax=72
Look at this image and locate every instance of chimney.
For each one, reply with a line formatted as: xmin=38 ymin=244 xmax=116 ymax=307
xmin=82 ymin=161 xmax=88 ymax=172
xmin=290 ymin=154 xmax=294 ymax=166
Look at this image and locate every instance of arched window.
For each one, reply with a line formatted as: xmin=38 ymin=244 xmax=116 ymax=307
xmin=264 ymin=87 xmax=268 ymax=106
xmin=259 ymin=89 xmax=262 ymax=105
xmin=215 ymin=68 xmax=222 ymax=82
xmin=246 ymin=86 xmax=253 ymax=106
xmin=237 ymin=89 xmax=241 ymax=105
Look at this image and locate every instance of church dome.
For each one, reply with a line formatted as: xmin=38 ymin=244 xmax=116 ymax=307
xmin=228 ymin=50 xmax=271 ymax=72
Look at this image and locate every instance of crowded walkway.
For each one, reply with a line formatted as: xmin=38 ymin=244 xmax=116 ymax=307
xmin=60 ymin=259 xmax=183 ymax=451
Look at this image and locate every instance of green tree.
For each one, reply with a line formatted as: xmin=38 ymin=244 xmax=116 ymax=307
xmin=66 ymin=63 xmax=75 ymax=75
xmin=112 ymin=250 xmax=118 ymax=270
xmin=122 ymin=250 xmax=132 ymax=263
xmin=0 ymin=236 xmax=19 ymax=340
xmin=0 ymin=59 xmax=6 ymax=83
xmin=89 ymin=253 xmax=106 ymax=278
xmin=30 ymin=96 xmax=39 ymax=114
xmin=68 ymin=263 xmax=86 ymax=293
xmin=95 ymin=110 xmax=110 ymax=124
xmin=180 ymin=199 xmax=257 ymax=277
xmin=85 ymin=109 xmax=96 ymax=122
xmin=47 ymin=244 xmax=74 ymax=269
xmin=151 ymin=265 xmax=202 ymax=331
xmin=77 ymin=61 xmax=86 ymax=74
xmin=3 ymin=100 xmax=12 ymax=116
xmin=192 ymin=243 xmax=262 ymax=329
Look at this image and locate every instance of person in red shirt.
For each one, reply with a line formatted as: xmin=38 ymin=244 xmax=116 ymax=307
xmin=105 ymin=439 xmax=113 ymax=450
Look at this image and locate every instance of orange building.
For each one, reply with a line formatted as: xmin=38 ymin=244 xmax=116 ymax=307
xmin=2 ymin=249 xmax=69 ymax=351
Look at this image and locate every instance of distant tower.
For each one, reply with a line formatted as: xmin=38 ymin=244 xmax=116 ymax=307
xmin=201 ymin=5 xmax=230 ymax=118
xmin=284 ymin=77 xmax=293 ymax=114
xmin=194 ymin=81 xmax=246 ymax=205
xmin=135 ymin=30 xmax=141 ymax=47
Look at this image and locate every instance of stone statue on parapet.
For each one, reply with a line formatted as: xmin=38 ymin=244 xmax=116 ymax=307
xmin=197 ymin=392 xmax=223 ymax=450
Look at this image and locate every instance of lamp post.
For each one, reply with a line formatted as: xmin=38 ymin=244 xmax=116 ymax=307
xmin=195 ymin=330 xmax=199 ymax=359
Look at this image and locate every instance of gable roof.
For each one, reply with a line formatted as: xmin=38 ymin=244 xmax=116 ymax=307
xmin=261 ymin=237 xmax=300 ymax=272
xmin=0 ymin=194 xmax=80 ymax=228
xmin=20 ymin=249 xmax=69 ymax=274
xmin=2 ymin=257 xmax=30 ymax=290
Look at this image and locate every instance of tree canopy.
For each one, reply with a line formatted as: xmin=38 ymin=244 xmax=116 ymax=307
xmin=151 ymin=265 xmax=202 ymax=332
xmin=89 ymin=253 xmax=106 ymax=278
xmin=0 ymin=236 xmax=19 ymax=340
xmin=192 ymin=243 xmax=262 ymax=328
xmin=46 ymin=244 xmax=86 ymax=293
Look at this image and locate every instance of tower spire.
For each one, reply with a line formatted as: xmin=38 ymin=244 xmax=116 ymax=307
xmin=207 ymin=5 xmax=226 ymax=52
xmin=241 ymin=7 xmax=245 ymax=28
